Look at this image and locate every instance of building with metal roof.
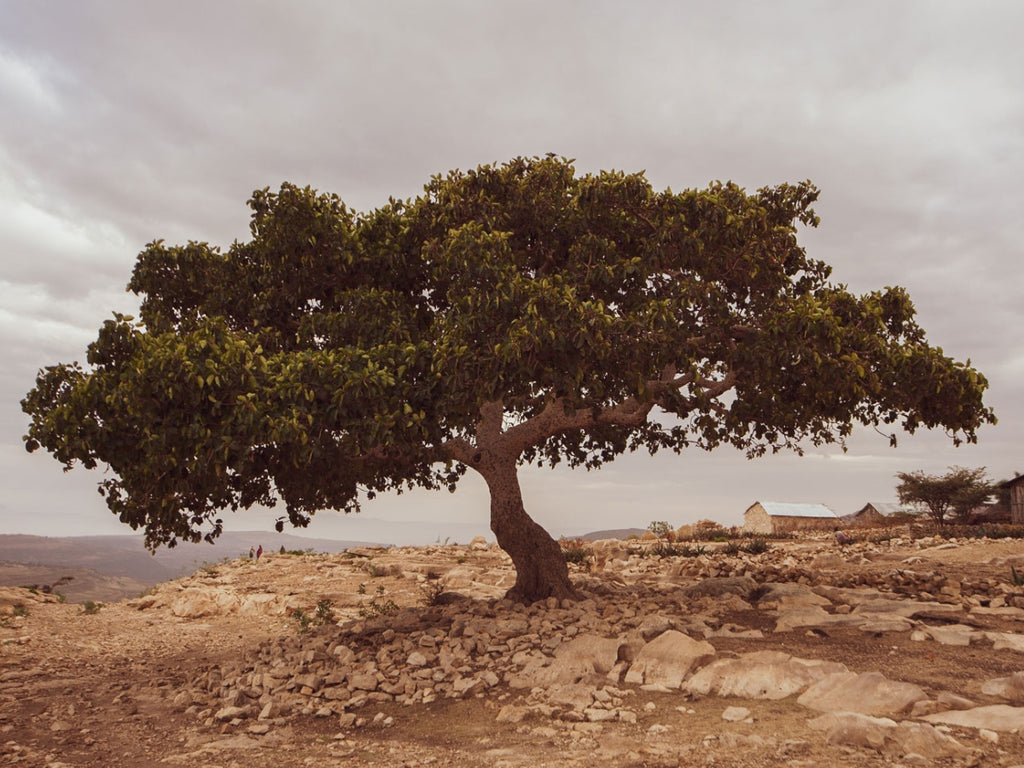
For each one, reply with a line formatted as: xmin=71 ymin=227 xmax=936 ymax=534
xmin=742 ymin=501 xmax=839 ymax=535
xmin=842 ymin=502 xmax=914 ymax=528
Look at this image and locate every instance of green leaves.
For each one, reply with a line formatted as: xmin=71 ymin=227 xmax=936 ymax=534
xmin=896 ymin=466 xmax=993 ymax=525
xmin=21 ymin=157 xmax=994 ymax=547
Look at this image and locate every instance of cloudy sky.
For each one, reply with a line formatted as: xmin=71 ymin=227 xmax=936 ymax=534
xmin=2 ymin=1 xmax=1021 ymax=547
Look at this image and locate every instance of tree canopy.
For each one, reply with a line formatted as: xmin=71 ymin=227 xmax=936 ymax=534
xmin=896 ymin=466 xmax=994 ymax=525
xmin=22 ymin=156 xmax=995 ymax=601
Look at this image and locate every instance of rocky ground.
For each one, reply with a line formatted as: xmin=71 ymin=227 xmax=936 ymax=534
xmin=4 ymin=528 xmax=1024 ymax=767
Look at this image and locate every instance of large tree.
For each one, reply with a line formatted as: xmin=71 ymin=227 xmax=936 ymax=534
xmin=23 ymin=157 xmax=994 ymax=602
xmin=896 ymin=466 xmax=993 ymax=525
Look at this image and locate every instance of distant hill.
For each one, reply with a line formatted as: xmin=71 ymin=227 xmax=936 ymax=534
xmin=0 ymin=562 xmax=151 ymax=604
xmin=575 ymin=528 xmax=647 ymax=542
xmin=0 ymin=531 xmax=383 ymax=602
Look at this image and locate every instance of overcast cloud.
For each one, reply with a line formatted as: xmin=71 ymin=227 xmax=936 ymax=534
xmin=2 ymin=1 xmax=1021 ymax=545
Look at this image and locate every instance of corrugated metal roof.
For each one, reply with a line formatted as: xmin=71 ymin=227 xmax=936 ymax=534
xmin=858 ymin=502 xmax=910 ymax=516
xmin=749 ymin=502 xmax=837 ymax=519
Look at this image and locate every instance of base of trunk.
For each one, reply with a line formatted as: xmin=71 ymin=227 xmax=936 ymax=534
xmin=477 ymin=453 xmax=580 ymax=604
xmin=491 ymin=510 xmax=579 ymax=604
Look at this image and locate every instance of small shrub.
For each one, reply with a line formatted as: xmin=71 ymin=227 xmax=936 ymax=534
xmin=677 ymin=543 xmax=707 ymax=558
xmin=1011 ymin=566 xmax=1024 ymax=587
xmin=200 ymin=558 xmax=228 ymax=576
xmin=359 ymin=596 xmax=399 ymax=619
xmin=291 ymin=598 xmax=336 ymax=634
xmin=644 ymin=542 xmax=683 ymax=558
xmin=419 ymin=576 xmax=448 ymax=607
xmin=315 ymin=599 xmax=335 ymax=625
xmin=721 ymin=541 xmax=741 ymax=556
xmin=559 ymin=537 xmax=592 ymax=568
xmin=291 ymin=608 xmax=312 ymax=633
xmin=12 ymin=603 xmax=29 ymax=618
xmin=647 ymin=521 xmax=673 ymax=539
xmin=80 ymin=600 xmax=104 ymax=615
xmin=740 ymin=538 xmax=770 ymax=555
xmin=690 ymin=519 xmax=728 ymax=541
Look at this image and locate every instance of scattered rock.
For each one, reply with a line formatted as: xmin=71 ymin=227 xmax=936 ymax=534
xmin=721 ymin=706 xmax=751 ymax=722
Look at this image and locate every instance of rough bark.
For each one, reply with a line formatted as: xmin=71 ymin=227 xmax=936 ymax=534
xmin=479 ymin=458 xmax=578 ymax=603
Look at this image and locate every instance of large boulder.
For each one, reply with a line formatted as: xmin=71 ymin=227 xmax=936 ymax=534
xmin=624 ymin=630 xmax=715 ymax=688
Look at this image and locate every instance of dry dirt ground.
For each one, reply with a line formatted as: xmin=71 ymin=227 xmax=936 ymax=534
xmin=3 ymin=532 xmax=1024 ymax=768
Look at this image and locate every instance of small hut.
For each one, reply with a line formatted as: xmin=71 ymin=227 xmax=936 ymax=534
xmin=843 ymin=502 xmax=912 ymax=528
xmin=742 ymin=501 xmax=839 ymax=535
xmin=1002 ymin=476 xmax=1024 ymax=525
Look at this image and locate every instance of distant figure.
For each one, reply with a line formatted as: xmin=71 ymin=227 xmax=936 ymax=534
xmin=248 ymin=546 xmax=255 ymax=560
xmin=256 ymin=545 xmax=263 ymax=560
xmin=835 ymin=529 xmax=851 ymax=546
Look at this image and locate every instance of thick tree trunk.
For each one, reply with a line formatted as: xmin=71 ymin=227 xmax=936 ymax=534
xmin=480 ymin=459 xmax=578 ymax=603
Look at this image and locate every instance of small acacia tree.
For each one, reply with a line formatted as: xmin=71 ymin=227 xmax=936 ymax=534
xmin=23 ymin=157 xmax=994 ymax=602
xmin=896 ymin=466 xmax=993 ymax=526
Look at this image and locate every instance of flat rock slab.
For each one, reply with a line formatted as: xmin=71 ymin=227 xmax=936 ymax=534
xmin=812 ymin=585 xmax=888 ymax=607
xmin=809 ymin=712 xmax=968 ymax=759
xmin=797 ymin=671 xmax=928 ymax=716
xmin=923 ymin=704 xmax=1024 ymax=732
xmin=854 ymin=615 xmax=914 ymax=633
xmin=757 ymin=582 xmax=832 ymax=610
xmin=987 ymin=631 xmax=1024 ymax=653
xmin=773 ymin=606 xmax=863 ymax=633
xmin=851 ymin=598 xmax=964 ymax=622
xmin=684 ymin=651 xmax=847 ymax=700
xmin=969 ymin=605 xmax=1024 ymax=622
xmin=919 ymin=624 xmax=981 ymax=646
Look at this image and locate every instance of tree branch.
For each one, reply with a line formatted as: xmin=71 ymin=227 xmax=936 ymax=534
xmin=498 ymin=366 xmax=737 ymax=457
